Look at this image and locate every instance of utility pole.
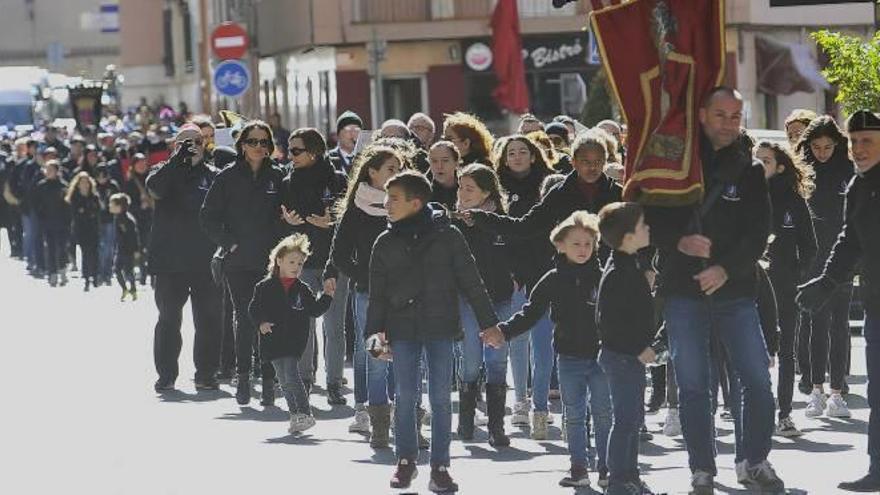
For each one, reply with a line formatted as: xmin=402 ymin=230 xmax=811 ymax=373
xmin=367 ymin=28 xmax=387 ymax=126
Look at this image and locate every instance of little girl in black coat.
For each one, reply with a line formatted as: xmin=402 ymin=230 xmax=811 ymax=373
xmin=249 ymin=233 xmax=334 ymax=434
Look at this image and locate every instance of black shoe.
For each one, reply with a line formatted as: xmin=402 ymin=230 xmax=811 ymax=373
xmin=429 ymin=465 xmax=459 ymax=493
xmin=154 ymin=377 xmax=175 ymax=392
xmin=260 ymin=378 xmax=275 ymax=406
xmin=215 ymin=368 xmax=234 ymax=381
xmin=235 ymin=375 xmax=250 ymax=405
xmin=195 ymin=376 xmax=219 ymax=391
xmin=646 ymin=387 xmax=666 ymax=413
xmin=327 ymin=383 xmax=347 ymax=405
xmin=390 ymin=459 xmax=418 ymax=489
xmin=839 ymin=474 xmax=880 ymax=492
xmin=798 ymin=377 xmax=812 ymax=395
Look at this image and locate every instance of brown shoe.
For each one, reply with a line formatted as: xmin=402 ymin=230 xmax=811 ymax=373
xmin=429 ymin=465 xmax=459 ymax=493
xmin=390 ymin=459 xmax=418 ymax=489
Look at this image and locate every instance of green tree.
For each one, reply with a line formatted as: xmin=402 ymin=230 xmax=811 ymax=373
xmin=812 ymin=29 xmax=880 ymax=115
xmin=581 ymin=68 xmax=615 ymax=126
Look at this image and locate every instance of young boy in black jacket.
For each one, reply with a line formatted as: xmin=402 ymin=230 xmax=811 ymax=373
xmin=595 ymin=202 xmax=656 ymax=495
xmin=109 ymin=193 xmax=140 ymax=301
xmin=249 ymin=234 xmax=334 ymax=434
xmin=365 ymin=171 xmax=500 ymax=493
xmin=483 ymin=210 xmax=613 ymax=489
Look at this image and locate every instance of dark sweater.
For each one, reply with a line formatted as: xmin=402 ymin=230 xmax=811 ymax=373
xmin=500 ymin=255 xmax=602 ymax=359
xmin=597 ymin=251 xmax=655 ymax=356
xmin=249 ymin=276 xmax=332 ymax=361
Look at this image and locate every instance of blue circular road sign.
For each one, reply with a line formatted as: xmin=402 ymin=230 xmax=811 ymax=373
xmin=213 ymin=60 xmax=250 ymax=98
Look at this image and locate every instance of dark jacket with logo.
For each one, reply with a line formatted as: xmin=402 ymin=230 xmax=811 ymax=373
xmin=32 ymin=178 xmax=70 ymax=231
xmin=499 ymin=166 xmax=555 ymax=290
xmin=597 ymin=251 xmax=655 ymax=356
xmin=645 ymin=132 xmax=771 ymax=301
xmin=200 ymin=158 xmax=286 ymax=273
xmin=365 ymin=205 xmax=499 ymax=342
xmin=70 ymin=193 xmax=100 ymax=244
xmin=766 ymin=173 xmax=817 ymax=281
xmin=822 ymin=164 xmax=880 ymax=317
xmin=249 ymin=276 xmax=332 ymax=361
xmin=279 ymin=157 xmax=347 ymax=274
xmin=146 ymin=156 xmax=218 ymax=273
xmin=807 ymin=153 xmax=854 ymax=278
xmin=454 ymin=216 xmax=515 ymax=303
xmin=330 ymin=202 xmax=388 ymax=293
xmin=501 ymin=254 xmax=602 ymax=359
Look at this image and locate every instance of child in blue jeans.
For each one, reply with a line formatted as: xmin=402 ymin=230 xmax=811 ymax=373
xmin=249 ymin=234 xmax=335 ymax=434
xmin=483 ymin=210 xmax=612 ymax=488
xmin=596 ymin=202 xmax=656 ymax=495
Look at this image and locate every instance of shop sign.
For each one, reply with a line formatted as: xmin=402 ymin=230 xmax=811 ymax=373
xmin=463 ymin=33 xmax=593 ymax=72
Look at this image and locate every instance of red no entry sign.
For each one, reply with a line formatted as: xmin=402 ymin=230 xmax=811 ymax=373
xmin=211 ymin=22 xmax=249 ymax=60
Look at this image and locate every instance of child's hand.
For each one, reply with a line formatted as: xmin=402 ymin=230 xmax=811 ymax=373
xmin=480 ymin=326 xmax=505 ymax=348
xmin=638 ymin=347 xmax=657 ymax=365
xmin=323 ymin=278 xmax=336 ymax=297
xmin=259 ymin=322 xmax=274 ymax=335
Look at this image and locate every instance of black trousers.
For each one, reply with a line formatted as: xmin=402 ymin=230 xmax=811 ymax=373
xmin=809 ymin=284 xmax=853 ymax=390
xmin=153 ymin=271 xmax=222 ymax=382
xmin=226 ymin=270 xmax=275 ymax=380
xmin=219 ymin=278 xmax=237 ymax=372
xmin=42 ymin=227 xmax=68 ymax=275
xmin=78 ymin=237 xmax=99 ymax=282
xmin=6 ymin=209 xmax=22 ymax=257
xmin=770 ymin=270 xmax=798 ymax=419
xmin=115 ymin=254 xmax=135 ymax=291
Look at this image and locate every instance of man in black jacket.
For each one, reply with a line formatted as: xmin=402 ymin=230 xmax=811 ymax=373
xmin=644 ymin=87 xmax=782 ymax=493
xmin=147 ymin=124 xmax=222 ymax=392
xmin=798 ymin=110 xmax=880 ymax=492
xmin=328 ymin=110 xmax=362 ymax=175
xmin=366 ymin=172 xmax=500 ymax=493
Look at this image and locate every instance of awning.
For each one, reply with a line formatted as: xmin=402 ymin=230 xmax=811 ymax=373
xmin=756 ymin=35 xmax=830 ymax=95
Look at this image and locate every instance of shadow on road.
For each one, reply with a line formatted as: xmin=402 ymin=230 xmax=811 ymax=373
xmin=801 ymin=416 xmax=868 ymax=436
xmin=215 ymin=406 xmax=290 ymax=422
xmin=157 ymin=388 xmax=233 ymax=403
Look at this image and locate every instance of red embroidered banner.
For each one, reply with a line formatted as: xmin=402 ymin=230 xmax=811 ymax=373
xmin=590 ymin=0 xmax=726 ymax=206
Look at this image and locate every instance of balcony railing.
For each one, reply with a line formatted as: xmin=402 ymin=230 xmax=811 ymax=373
xmin=352 ymin=0 xmax=585 ymax=23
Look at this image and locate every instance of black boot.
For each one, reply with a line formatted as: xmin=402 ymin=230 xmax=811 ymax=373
xmin=647 ymin=365 xmax=666 ymax=413
xmin=235 ymin=374 xmax=250 ymax=405
xmin=486 ymin=383 xmax=510 ymax=447
xmin=457 ymin=381 xmax=478 ymax=440
xmin=260 ymin=377 xmax=275 ymax=406
xmin=327 ymin=383 xmax=347 ymax=405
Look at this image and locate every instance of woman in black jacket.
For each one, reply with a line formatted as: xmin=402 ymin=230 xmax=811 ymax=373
xmin=279 ymin=127 xmax=349 ymax=402
xmin=330 ymin=145 xmax=404 ymax=446
xmin=200 ymin=120 xmax=286 ymax=406
xmin=795 ymin=116 xmax=854 ymax=418
xmin=494 ymin=135 xmax=556 ymax=428
xmin=453 ymin=164 xmax=515 ymax=446
xmin=755 ymin=141 xmax=817 ymax=436
xmin=66 ymin=172 xmax=100 ymax=291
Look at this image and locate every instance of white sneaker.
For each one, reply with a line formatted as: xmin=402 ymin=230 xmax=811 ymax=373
xmin=532 ymin=411 xmax=549 ymax=440
xmin=511 ymin=399 xmax=530 ymax=426
xmin=349 ymin=405 xmax=371 ymax=434
xmin=735 ymin=460 xmax=749 ymax=485
xmin=805 ymin=390 xmax=827 ymax=418
xmin=546 ymin=412 xmax=555 ymax=424
xmin=289 ymin=413 xmax=316 ymax=433
xmin=775 ymin=416 xmax=803 ymax=437
xmin=662 ymin=407 xmax=681 ymax=437
xmin=826 ymin=393 xmax=851 ymax=418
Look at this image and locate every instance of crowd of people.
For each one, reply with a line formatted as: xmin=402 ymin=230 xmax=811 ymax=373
xmin=1 ymin=87 xmax=879 ymax=494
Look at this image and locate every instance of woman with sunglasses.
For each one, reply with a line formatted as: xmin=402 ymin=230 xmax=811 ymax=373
xmin=279 ymin=127 xmax=349 ymax=403
xmin=201 ymin=120 xmax=287 ymax=406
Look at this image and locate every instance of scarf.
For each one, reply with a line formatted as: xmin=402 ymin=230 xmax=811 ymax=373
xmin=354 ymin=182 xmax=388 ymax=217
xmin=455 ymin=198 xmax=498 ymax=214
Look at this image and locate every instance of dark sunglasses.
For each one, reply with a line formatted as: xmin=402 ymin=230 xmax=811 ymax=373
xmin=243 ymin=138 xmax=271 ymax=148
xmin=289 ymin=147 xmax=309 ymax=157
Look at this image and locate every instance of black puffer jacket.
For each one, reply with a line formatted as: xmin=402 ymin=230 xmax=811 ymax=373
xmin=249 ymin=276 xmax=332 ymax=361
xmin=500 ymin=254 xmax=602 ymax=359
xmin=146 ymin=156 xmax=218 ymax=273
xmin=807 ymin=154 xmax=854 ymax=278
xmin=499 ymin=166 xmax=555 ymax=290
xmin=645 ymin=132 xmax=771 ymax=301
xmin=365 ymin=205 xmax=498 ymax=342
xmin=330 ymin=202 xmax=387 ymax=293
xmin=200 ymin=158 xmax=286 ymax=273
xmin=279 ymin=157 xmax=347 ymax=274
xmin=766 ymin=173 xmax=817 ymax=281
xmin=455 ymin=215 xmax=515 ymax=303
xmin=823 ymin=164 xmax=880 ymax=317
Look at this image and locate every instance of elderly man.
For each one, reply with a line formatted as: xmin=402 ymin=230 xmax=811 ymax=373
xmin=798 ymin=110 xmax=880 ymax=492
xmin=147 ymin=123 xmax=222 ymax=392
xmin=329 ymin=110 xmax=363 ymax=175
xmin=407 ymin=112 xmax=436 ymax=148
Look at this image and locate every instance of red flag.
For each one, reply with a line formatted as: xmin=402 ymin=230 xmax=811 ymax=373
xmin=491 ymin=0 xmax=529 ymax=114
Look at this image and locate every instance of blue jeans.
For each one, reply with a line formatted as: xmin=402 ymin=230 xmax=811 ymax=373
xmin=98 ymin=221 xmax=116 ymax=281
xmin=392 ymin=338 xmax=454 ymax=466
xmin=271 ymin=356 xmax=310 ymax=415
xmin=664 ymin=296 xmax=775 ymax=474
xmin=531 ymin=310 xmax=554 ymax=412
xmin=355 ymin=291 xmax=394 ymax=406
xmin=508 ymin=290 xmax=530 ymax=402
xmin=557 ymin=354 xmax=612 ymax=469
xmin=458 ymin=297 xmax=512 ymax=384
xmin=865 ymin=313 xmax=880 ymax=476
xmin=599 ymin=349 xmax=646 ymax=483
